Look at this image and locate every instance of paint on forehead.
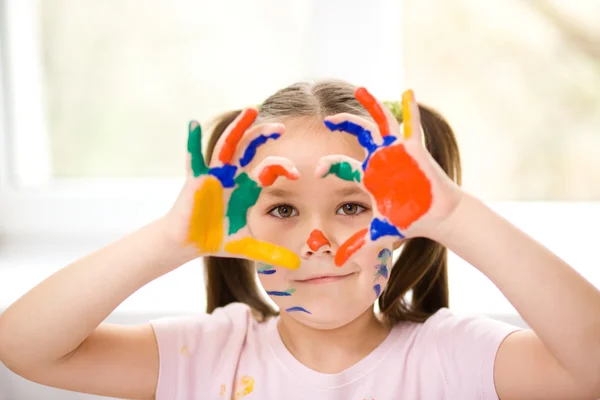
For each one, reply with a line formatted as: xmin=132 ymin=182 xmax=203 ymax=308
xmin=306 ymin=229 xmax=331 ymax=252
xmin=322 ymin=161 xmax=361 ymax=183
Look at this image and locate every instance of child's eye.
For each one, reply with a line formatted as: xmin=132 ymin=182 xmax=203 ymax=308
xmin=268 ymin=204 xmax=298 ymax=219
xmin=336 ymin=203 xmax=367 ymax=216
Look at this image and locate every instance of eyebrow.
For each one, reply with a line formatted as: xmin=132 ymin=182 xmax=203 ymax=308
xmin=334 ymin=186 xmax=367 ymax=197
xmin=261 ymin=188 xmax=296 ymax=198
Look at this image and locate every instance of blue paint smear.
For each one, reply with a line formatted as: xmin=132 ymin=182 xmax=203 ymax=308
xmin=370 ymin=218 xmax=404 ymax=241
xmin=257 ymin=269 xmax=276 ymax=275
xmin=208 ymin=164 xmax=238 ymax=188
xmin=373 ymin=284 xmax=381 ymax=297
xmin=267 ymin=291 xmax=292 ymax=296
xmin=286 ymin=306 xmax=311 ymax=314
xmin=239 ymin=133 xmax=281 ymax=167
xmin=325 ymin=120 xmax=397 ymax=171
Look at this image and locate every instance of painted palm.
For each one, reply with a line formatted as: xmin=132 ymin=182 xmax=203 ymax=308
xmin=319 ymin=88 xmax=454 ymax=267
xmin=181 ymin=108 xmax=301 ymax=270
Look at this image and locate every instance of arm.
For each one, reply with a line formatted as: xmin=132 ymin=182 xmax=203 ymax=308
xmin=0 ymin=218 xmax=191 ymax=399
xmin=432 ymin=193 xmax=600 ymax=399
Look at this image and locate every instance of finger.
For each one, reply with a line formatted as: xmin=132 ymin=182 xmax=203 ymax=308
xmin=334 ymin=228 xmax=368 ymax=267
xmin=324 ymin=113 xmax=382 ymax=155
xmin=238 ymin=123 xmax=285 ymax=167
xmin=355 ymin=87 xmax=393 ymax=137
xmin=218 ymin=108 xmax=259 ymax=165
xmin=251 ymin=156 xmax=300 ymax=187
xmin=187 ymin=121 xmax=209 ymax=177
xmin=224 ymin=237 xmax=300 ymax=270
xmin=401 ymin=89 xmax=424 ymax=143
xmin=316 ymin=154 xmax=363 ymax=183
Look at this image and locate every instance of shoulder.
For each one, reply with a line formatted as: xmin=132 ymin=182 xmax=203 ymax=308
xmin=149 ymin=303 xmax=265 ymax=399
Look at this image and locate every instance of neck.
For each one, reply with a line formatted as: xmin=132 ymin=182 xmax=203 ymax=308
xmin=277 ymin=307 xmax=390 ymax=374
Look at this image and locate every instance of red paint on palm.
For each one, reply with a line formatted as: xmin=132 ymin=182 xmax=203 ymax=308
xmin=335 ymin=228 xmax=368 ymax=267
xmin=363 ymin=144 xmax=432 ymax=230
xmin=355 ymin=87 xmax=390 ymax=137
xmin=258 ymin=165 xmax=299 ymax=187
xmin=219 ymin=108 xmax=259 ymax=164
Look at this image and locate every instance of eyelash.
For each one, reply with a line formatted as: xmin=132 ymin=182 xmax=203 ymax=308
xmin=266 ymin=203 xmax=369 ymax=219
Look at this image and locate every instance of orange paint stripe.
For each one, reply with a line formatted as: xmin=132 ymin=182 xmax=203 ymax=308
xmin=218 ymin=108 xmax=258 ymax=164
xmin=334 ymin=228 xmax=368 ymax=267
xmin=355 ymin=87 xmax=390 ymax=137
xmin=306 ymin=229 xmax=330 ymax=252
xmin=258 ymin=164 xmax=298 ymax=187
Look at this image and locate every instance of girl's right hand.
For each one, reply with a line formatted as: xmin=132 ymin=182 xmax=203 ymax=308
xmin=164 ymin=108 xmax=301 ymax=270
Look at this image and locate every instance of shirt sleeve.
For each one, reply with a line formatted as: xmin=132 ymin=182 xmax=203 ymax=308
xmin=149 ymin=303 xmax=252 ymax=400
xmin=433 ymin=309 xmax=522 ymax=400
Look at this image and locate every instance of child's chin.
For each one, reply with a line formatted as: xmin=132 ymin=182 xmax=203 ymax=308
xmin=282 ymin=297 xmax=375 ymax=330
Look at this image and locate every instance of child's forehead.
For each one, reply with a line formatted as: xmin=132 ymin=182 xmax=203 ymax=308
xmin=244 ymin=117 xmax=364 ymax=167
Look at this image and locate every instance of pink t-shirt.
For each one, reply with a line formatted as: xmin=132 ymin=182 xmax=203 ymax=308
xmin=150 ymin=303 xmax=520 ymax=399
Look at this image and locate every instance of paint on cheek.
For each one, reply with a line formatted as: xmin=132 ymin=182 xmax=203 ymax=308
xmin=188 ymin=176 xmax=224 ymax=253
xmin=226 ymin=172 xmax=261 ymax=235
xmin=257 ymin=265 xmax=276 ymax=274
xmin=306 ymin=229 xmax=331 ymax=252
xmin=322 ymin=162 xmax=361 ymax=183
xmin=286 ymin=306 xmax=311 ymax=314
xmin=335 ymin=228 xmax=368 ymax=267
xmin=266 ymin=288 xmax=296 ymax=296
xmin=373 ymin=284 xmax=381 ymax=297
xmin=224 ymin=237 xmax=300 ymax=270
xmin=258 ymin=164 xmax=299 ymax=187
xmin=239 ymin=133 xmax=281 ymax=167
xmin=363 ymin=145 xmax=432 ymax=230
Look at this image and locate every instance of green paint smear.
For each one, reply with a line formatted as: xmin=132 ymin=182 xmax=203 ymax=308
xmin=257 ymin=264 xmax=273 ymax=272
xmin=227 ymin=172 xmax=262 ymax=235
xmin=323 ymin=162 xmax=361 ymax=182
xmin=187 ymin=122 xmax=208 ymax=177
xmin=285 ymin=288 xmax=296 ymax=294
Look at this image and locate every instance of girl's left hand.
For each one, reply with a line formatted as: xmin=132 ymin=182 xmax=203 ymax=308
xmin=317 ymin=88 xmax=463 ymax=266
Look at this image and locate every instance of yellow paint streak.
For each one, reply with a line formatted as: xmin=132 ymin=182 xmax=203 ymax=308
xmin=179 ymin=345 xmax=189 ymax=355
xmin=219 ymin=384 xmax=226 ymax=397
xmin=224 ymin=238 xmax=300 ymax=270
xmin=402 ymin=89 xmax=414 ymax=140
xmin=234 ymin=376 xmax=255 ymax=399
xmin=188 ymin=176 xmax=224 ymax=253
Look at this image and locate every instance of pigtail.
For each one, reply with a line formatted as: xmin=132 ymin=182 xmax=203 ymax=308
xmin=203 ymin=110 xmax=278 ymax=320
xmin=380 ymin=104 xmax=461 ymax=324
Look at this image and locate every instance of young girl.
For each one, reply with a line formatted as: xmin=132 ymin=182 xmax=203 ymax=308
xmin=0 ymin=80 xmax=599 ymax=400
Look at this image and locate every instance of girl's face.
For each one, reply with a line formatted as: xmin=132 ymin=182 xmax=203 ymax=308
xmin=246 ymin=117 xmax=394 ymax=329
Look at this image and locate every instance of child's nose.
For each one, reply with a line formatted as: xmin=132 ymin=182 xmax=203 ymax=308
xmin=302 ymin=229 xmax=333 ymax=259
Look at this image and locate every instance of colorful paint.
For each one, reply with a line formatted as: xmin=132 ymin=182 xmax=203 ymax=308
xmin=322 ymin=161 xmax=361 ymax=182
xmin=188 ymin=176 xmax=224 ymax=253
xmin=363 ymin=143 xmax=432 ymax=230
xmin=219 ymin=108 xmax=258 ymax=164
xmin=402 ymin=90 xmax=414 ymax=140
xmin=306 ymin=229 xmax=331 ymax=252
xmin=374 ymin=248 xmax=391 ymax=280
xmin=335 ymin=228 xmax=368 ymax=267
xmin=370 ymin=217 xmax=404 ymax=241
xmin=258 ymin=164 xmax=299 ymax=187
xmin=286 ymin=306 xmax=311 ymax=314
xmin=234 ymin=376 xmax=255 ymax=399
xmin=373 ymin=284 xmax=381 ymax=297
xmin=226 ymin=172 xmax=261 ymax=235
xmin=225 ymin=237 xmax=300 ymax=270
xmin=355 ymin=87 xmax=390 ymax=137
xmin=257 ymin=264 xmax=276 ymax=275
xmin=188 ymin=122 xmax=209 ymax=177
xmin=266 ymin=288 xmax=296 ymax=296
xmin=239 ymin=133 xmax=280 ymax=167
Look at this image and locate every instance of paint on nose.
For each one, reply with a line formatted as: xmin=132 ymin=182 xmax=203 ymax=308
xmin=307 ymin=229 xmax=331 ymax=252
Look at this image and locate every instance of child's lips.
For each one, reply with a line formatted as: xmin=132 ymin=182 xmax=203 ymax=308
xmin=295 ymin=272 xmax=355 ymax=284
